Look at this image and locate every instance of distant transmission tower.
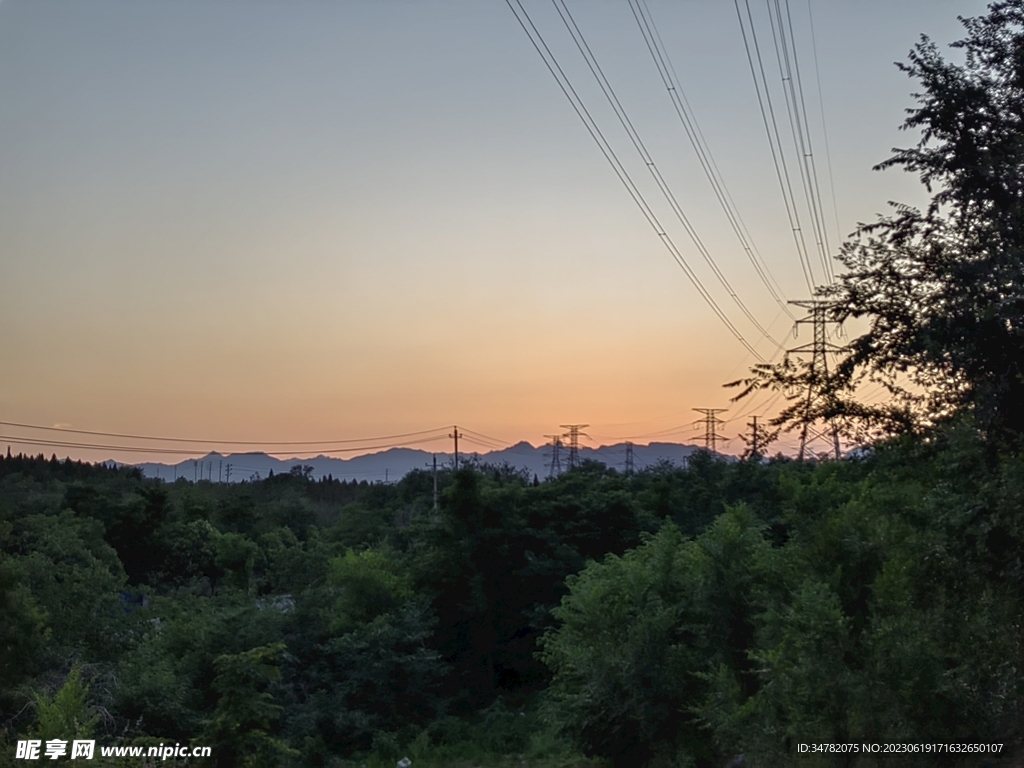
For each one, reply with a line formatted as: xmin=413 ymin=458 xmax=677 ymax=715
xmin=789 ymin=300 xmax=843 ymax=461
xmin=624 ymin=441 xmax=635 ymax=474
xmin=544 ymin=434 xmax=563 ymax=478
xmin=692 ymin=408 xmax=728 ymax=453
xmin=560 ymin=424 xmax=589 ymax=470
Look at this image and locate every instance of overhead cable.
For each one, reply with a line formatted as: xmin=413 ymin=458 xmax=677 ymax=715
xmin=505 ymin=0 xmax=766 ymax=361
xmin=765 ymin=0 xmax=834 ymax=284
xmin=805 ymin=0 xmax=843 ymax=246
xmin=0 ymin=420 xmax=451 ymax=447
xmin=734 ymin=0 xmax=818 ymax=293
xmin=628 ymin=0 xmax=793 ymax=319
xmin=0 ymin=433 xmax=451 ymax=457
xmin=459 ymin=427 xmax=510 ymax=449
xmin=551 ymin=0 xmax=783 ymax=348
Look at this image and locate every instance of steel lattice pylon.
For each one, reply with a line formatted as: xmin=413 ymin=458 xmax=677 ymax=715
xmin=788 ymin=299 xmax=843 ymax=460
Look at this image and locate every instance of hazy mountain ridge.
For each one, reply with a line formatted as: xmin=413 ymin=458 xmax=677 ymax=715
xmin=135 ymin=440 xmax=703 ymax=483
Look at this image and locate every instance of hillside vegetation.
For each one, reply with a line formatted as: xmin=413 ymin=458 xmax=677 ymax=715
xmin=1 ymin=429 xmax=1021 ymax=766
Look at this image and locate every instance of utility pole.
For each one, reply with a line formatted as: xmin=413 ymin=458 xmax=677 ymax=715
xmin=218 ymin=460 xmax=222 ymax=483
xmin=624 ymin=441 xmax=635 ymax=474
xmin=225 ymin=463 xmax=232 ymax=483
xmin=693 ymin=408 xmax=728 ymax=453
xmin=449 ymin=426 xmax=462 ymax=470
xmin=193 ymin=460 xmax=197 ymax=483
xmin=788 ymin=299 xmax=843 ymax=461
xmin=560 ymin=424 xmax=589 ymax=470
xmin=432 ymin=454 xmax=438 ymax=513
xmin=544 ymin=434 xmax=563 ymax=479
xmin=741 ymin=415 xmax=777 ymax=460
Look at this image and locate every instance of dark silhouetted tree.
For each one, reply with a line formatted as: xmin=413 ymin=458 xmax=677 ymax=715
xmin=732 ymin=1 xmax=1024 ymax=448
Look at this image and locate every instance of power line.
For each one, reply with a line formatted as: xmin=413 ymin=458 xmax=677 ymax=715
xmin=0 ymin=420 xmax=450 ymax=447
xmin=859 ymin=383 xmax=891 ymax=402
xmin=734 ymin=0 xmax=818 ymax=293
xmin=589 ymin=420 xmax=699 ymax=442
xmin=628 ymin=0 xmax=794 ymax=320
xmin=0 ymin=433 xmax=450 ymax=457
xmin=729 ymin=384 xmax=784 ymax=424
xmin=505 ymin=0 xmax=766 ymax=361
xmin=805 ymin=0 xmax=843 ymax=246
xmin=722 ymin=305 xmax=790 ymax=389
xmin=765 ymin=0 xmax=834 ymax=285
xmin=459 ymin=427 xmax=510 ymax=449
xmin=551 ymin=0 xmax=782 ymax=349
xmin=785 ymin=0 xmax=835 ymax=282
xmin=459 ymin=434 xmax=506 ymax=452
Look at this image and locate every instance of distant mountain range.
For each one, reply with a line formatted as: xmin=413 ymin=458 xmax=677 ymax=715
xmin=135 ymin=441 xmax=704 ymax=483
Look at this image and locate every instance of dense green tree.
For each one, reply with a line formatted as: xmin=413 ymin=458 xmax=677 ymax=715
xmin=3 ymin=416 xmax=1022 ymax=766
xmin=32 ymin=668 xmax=97 ymax=742
xmin=541 ymin=506 xmax=774 ymax=768
xmin=9 ymin=510 xmax=126 ymax=658
xmin=215 ymin=533 xmax=259 ymax=593
xmin=0 ymin=558 xmax=44 ymax=693
xmin=201 ymin=643 xmax=296 ymax=768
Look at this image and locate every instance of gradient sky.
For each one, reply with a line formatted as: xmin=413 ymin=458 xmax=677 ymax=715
xmin=0 ymin=0 xmax=990 ymax=462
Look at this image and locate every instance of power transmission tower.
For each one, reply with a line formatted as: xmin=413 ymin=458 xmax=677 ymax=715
xmin=543 ymin=434 xmax=563 ymax=478
xmin=449 ymin=426 xmax=462 ymax=470
xmin=560 ymin=424 xmax=589 ymax=470
xmin=788 ymin=299 xmax=843 ymax=461
xmin=693 ymin=408 xmax=728 ymax=453
xmin=624 ymin=441 xmax=635 ymax=474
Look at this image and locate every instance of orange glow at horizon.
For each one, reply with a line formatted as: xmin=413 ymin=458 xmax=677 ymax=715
xmin=0 ymin=1 xmax=981 ymax=466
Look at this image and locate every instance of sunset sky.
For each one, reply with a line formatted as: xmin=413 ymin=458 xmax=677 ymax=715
xmin=0 ymin=0 xmax=988 ymax=463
